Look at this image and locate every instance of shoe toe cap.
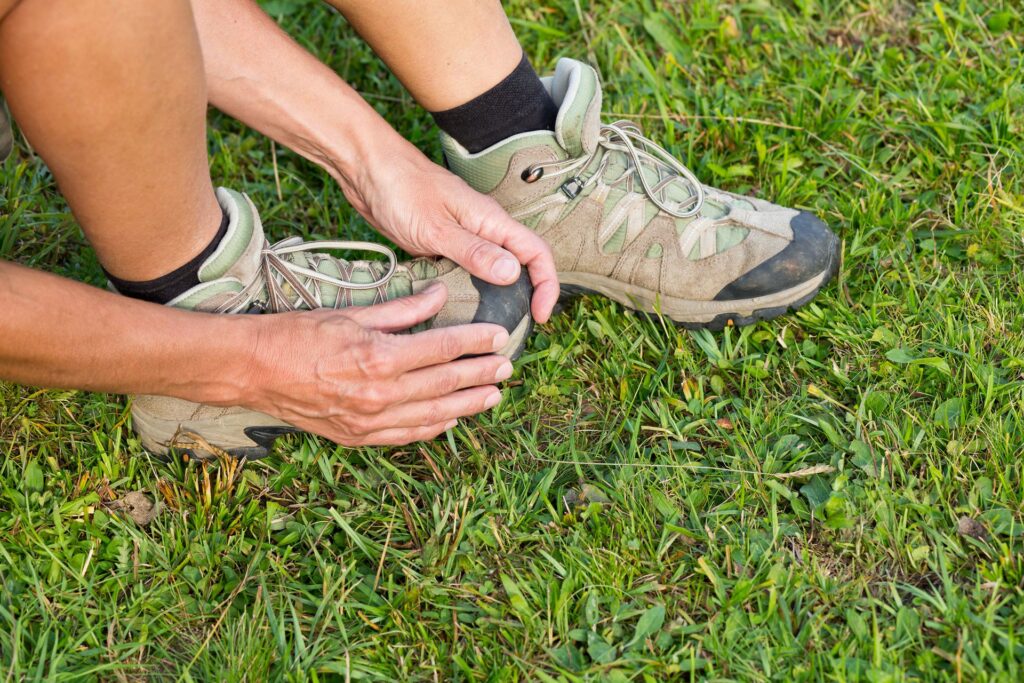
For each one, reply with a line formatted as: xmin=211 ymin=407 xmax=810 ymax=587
xmin=469 ymin=271 xmax=534 ymax=359
xmin=713 ymin=211 xmax=839 ymax=301
xmin=470 ymin=271 xmax=533 ymax=329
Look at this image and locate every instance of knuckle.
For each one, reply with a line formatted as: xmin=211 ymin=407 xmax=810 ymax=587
xmin=422 ymin=401 xmax=445 ymax=427
xmin=438 ymin=369 xmax=462 ymax=395
xmin=480 ymin=363 xmax=500 ymax=385
xmin=465 ymin=238 xmax=497 ymax=264
xmin=360 ymin=385 xmax=394 ymax=414
xmin=339 ymin=420 xmax=368 ymax=439
xmin=359 ymin=413 xmax=387 ymax=433
xmin=358 ymin=394 xmax=384 ymax=415
xmin=353 ymin=338 xmax=397 ymax=378
xmin=439 ymin=331 xmax=463 ymax=360
xmin=337 ymin=411 xmax=377 ymax=435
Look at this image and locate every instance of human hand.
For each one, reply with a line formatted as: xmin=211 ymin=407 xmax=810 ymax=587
xmin=192 ymin=0 xmax=557 ymax=321
xmin=244 ymin=283 xmax=513 ymax=446
xmin=337 ymin=137 xmax=559 ymax=323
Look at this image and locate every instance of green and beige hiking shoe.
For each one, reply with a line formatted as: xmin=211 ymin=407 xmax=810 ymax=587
xmin=128 ymin=188 xmax=532 ymax=460
xmin=442 ymin=58 xmax=840 ymax=329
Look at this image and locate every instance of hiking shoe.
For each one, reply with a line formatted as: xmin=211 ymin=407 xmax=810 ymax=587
xmin=442 ymin=58 xmax=840 ymax=329
xmin=128 ymin=188 xmax=532 ymax=460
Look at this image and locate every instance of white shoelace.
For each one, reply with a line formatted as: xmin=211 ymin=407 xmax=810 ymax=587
xmin=522 ymin=121 xmax=705 ymax=218
xmin=219 ymin=238 xmax=398 ymax=313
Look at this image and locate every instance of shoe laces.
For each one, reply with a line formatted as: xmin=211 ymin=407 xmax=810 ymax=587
xmin=219 ymin=237 xmax=399 ymax=313
xmin=522 ymin=121 xmax=705 ymax=218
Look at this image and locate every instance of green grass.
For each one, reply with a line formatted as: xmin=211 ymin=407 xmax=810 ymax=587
xmin=2 ymin=0 xmax=1024 ymax=679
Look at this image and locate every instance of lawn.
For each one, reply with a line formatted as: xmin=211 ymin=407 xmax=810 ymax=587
xmin=2 ymin=0 xmax=1023 ymax=680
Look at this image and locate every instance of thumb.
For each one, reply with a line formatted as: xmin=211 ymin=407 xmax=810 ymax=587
xmin=435 ymin=221 xmax=522 ymax=285
xmin=344 ymin=281 xmax=449 ymax=332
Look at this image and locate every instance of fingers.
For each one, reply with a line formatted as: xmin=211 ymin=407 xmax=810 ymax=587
xmin=501 ymin=228 xmax=560 ymax=323
xmin=391 ymin=322 xmax=509 ymax=372
xmin=353 ymin=420 xmax=456 ymax=447
xmin=525 ymin=261 xmax=561 ymax=324
xmin=362 ymin=385 xmax=501 ymax=433
xmin=396 ymin=354 xmax=513 ymax=403
xmin=323 ymin=356 xmax=510 ymax=446
xmin=457 ymin=199 xmax=560 ymax=323
xmin=343 ymin=281 xmax=448 ymax=332
xmin=434 ymin=220 xmax=522 ymax=285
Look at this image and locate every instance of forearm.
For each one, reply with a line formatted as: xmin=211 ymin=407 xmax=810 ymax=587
xmin=191 ymin=0 xmax=414 ymax=192
xmin=0 ymin=260 xmax=257 ymax=403
xmin=188 ymin=0 xmax=561 ymax=321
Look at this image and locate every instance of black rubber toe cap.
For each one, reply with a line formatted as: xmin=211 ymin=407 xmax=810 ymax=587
xmin=470 ymin=271 xmax=533 ymax=334
xmin=713 ymin=211 xmax=839 ymax=301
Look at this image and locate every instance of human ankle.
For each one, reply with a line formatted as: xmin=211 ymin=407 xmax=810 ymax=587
xmin=106 ymin=206 xmax=229 ymax=304
xmin=430 ymin=52 xmax=557 ymax=154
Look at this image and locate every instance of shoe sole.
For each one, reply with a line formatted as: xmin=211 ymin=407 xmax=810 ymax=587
xmin=557 ymin=248 xmax=839 ymax=331
xmin=132 ymin=312 xmax=533 ymax=461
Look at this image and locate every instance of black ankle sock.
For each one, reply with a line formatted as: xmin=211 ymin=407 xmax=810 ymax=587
xmin=431 ymin=52 xmax=558 ymax=154
xmin=105 ymin=208 xmax=229 ymax=304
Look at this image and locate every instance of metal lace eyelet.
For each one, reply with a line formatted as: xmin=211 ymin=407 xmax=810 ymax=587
xmin=521 ymin=166 xmax=544 ymax=183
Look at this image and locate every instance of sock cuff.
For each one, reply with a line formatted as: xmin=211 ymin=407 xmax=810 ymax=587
xmin=431 ymin=52 xmax=558 ymax=154
xmin=105 ymin=207 xmax=229 ymax=304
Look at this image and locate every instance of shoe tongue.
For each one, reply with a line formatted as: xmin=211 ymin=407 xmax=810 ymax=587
xmin=198 ymin=188 xmax=265 ymax=284
xmin=276 ymin=254 xmax=437 ymax=309
xmin=439 ymin=59 xmax=603 ymax=193
xmin=550 ymin=58 xmax=602 ymax=158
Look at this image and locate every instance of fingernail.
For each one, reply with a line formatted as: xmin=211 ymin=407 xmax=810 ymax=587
xmin=491 ymin=257 xmax=519 ymax=282
xmin=492 ymin=330 xmax=510 ymax=351
xmin=445 ymin=420 xmax=458 ymax=430
xmin=494 ymin=361 xmax=513 ymax=382
xmin=424 ymin=281 xmax=444 ymax=293
xmin=484 ymin=391 xmax=502 ymax=409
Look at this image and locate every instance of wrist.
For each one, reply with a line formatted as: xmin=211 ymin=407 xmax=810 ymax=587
xmin=166 ymin=311 xmax=265 ymax=408
xmin=206 ymin=311 xmax=318 ymax=414
xmin=315 ymin=102 xmax=426 ymax=196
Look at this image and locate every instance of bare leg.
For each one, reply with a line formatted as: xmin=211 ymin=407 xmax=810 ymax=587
xmin=326 ymin=0 xmax=523 ymax=111
xmin=0 ymin=0 xmax=519 ymax=450
xmin=0 ymin=0 xmax=222 ymax=281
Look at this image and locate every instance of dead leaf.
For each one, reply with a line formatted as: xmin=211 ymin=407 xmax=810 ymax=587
xmin=771 ymin=464 xmax=836 ymax=480
xmin=716 ymin=418 xmax=734 ymax=430
xmin=721 ymin=16 xmax=741 ymax=40
xmin=109 ymin=491 xmax=160 ymax=526
xmin=681 ymin=377 xmax=699 ymax=401
xmin=170 ymin=429 xmax=232 ymax=461
xmin=957 ymin=516 xmax=987 ymax=541
xmin=96 ymin=476 xmax=119 ymax=503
